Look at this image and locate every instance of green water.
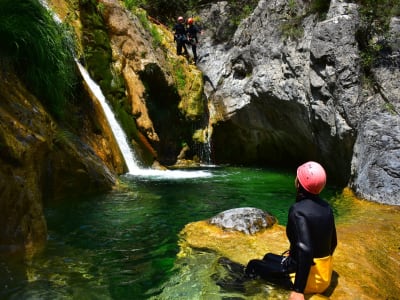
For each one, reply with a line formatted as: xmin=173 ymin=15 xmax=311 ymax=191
xmin=0 ymin=167 xmax=338 ymax=299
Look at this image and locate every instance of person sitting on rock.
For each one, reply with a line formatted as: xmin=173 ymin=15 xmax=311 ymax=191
xmin=245 ymin=161 xmax=337 ymax=300
xmin=173 ymin=16 xmax=188 ymax=56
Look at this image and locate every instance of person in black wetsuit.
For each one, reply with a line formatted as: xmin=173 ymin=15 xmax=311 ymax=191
xmin=186 ymin=17 xmax=201 ymax=62
xmin=245 ymin=161 xmax=337 ymax=300
xmin=173 ymin=16 xmax=188 ymax=56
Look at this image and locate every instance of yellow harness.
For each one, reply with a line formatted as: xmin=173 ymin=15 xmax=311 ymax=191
xmin=290 ymin=256 xmax=333 ymax=294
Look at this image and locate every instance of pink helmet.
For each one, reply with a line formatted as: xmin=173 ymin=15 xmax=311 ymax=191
xmin=296 ymin=161 xmax=326 ymax=194
xmin=178 ymin=16 xmax=184 ymax=23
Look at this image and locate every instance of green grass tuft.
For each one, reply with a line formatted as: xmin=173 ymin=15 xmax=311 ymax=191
xmin=0 ymin=0 xmax=76 ymax=119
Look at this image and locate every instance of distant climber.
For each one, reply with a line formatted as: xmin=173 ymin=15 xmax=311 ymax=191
xmin=173 ymin=16 xmax=188 ymax=56
xmin=186 ymin=17 xmax=201 ymax=62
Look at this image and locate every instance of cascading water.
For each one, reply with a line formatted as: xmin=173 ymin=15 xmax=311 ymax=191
xmin=41 ymin=0 xmax=212 ymax=178
xmin=76 ymin=61 xmax=141 ymax=174
xmin=76 ymin=61 xmax=211 ymax=179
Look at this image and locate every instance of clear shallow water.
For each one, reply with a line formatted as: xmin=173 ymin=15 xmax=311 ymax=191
xmin=0 ymin=166 xmax=338 ymax=299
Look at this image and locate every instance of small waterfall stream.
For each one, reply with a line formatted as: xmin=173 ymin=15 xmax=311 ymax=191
xmin=76 ymin=61 xmax=141 ymax=174
xmin=77 ymin=61 xmax=211 ymax=178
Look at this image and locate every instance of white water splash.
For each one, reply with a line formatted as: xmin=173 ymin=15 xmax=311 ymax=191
xmin=76 ymin=61 xmax=141 ymax=173
xmin=126 ymin=169 xmax=212 ymax=179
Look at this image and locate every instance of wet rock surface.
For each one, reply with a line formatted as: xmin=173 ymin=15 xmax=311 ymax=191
xmin=0 ymin=74 xmax=117 ymax=254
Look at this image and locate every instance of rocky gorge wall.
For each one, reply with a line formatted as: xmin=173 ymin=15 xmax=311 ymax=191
xmin=196 ymin=0 xmax=400 ymax=205
xmin=0 ymin=72 xmax=120 ymax=255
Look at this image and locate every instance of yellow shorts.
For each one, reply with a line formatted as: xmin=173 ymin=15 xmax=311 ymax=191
xmin=290 ymin=256 xmax=333 ymax=294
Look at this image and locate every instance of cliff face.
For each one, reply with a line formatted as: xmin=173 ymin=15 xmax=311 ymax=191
xmin=75 ymin=0 xmax=206 ymax=166
xmin=197 ymin=0 xmax=400 ymax=205
xmin=0 ymin=72 xmax=119 ymax=255
xmin=1 ymin=0 xmax=397 ymax=254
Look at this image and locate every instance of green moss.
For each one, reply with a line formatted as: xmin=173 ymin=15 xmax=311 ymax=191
xmin=79 ymin=0 xmax=140 ymax=144
xmin=175 ymin=64 xmax=186 ymax=90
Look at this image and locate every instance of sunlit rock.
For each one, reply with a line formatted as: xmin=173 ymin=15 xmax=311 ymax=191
xmin=168 ymin=190 xmax=400 ymax=299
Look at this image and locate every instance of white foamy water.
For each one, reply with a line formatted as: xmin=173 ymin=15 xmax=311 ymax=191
xmin=126 ymin=169 xmax=212 ymax=179
xmin=76 ymin=61 xmax=141 ymax=173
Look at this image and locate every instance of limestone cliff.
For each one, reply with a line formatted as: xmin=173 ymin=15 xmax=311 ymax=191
xmin=196 ymin=0 xmax=400 ymax=205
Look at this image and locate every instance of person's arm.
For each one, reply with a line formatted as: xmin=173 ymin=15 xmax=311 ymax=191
xmin=289 ymin=210 xmax=314 ymax=293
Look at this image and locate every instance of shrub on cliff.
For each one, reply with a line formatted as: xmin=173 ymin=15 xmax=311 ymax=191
xmin=356 ymin=0 xmax=400 ymax=72
xmin=0 ymin=0 xmax=76 ymax=118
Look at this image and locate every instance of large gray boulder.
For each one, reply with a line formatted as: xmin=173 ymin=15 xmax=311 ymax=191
xmin=209 ymin=207 xmax=276 ymax=234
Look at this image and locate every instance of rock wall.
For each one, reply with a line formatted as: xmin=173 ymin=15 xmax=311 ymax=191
xmin=0 ymin=0 xmax=210 ymax=254
xmin=197 ymin=0 xmax=400 ymax=205
xmin=0 ymin=73 xmax=118 ymax=255
xmin=79 ymin=0 xmax=206 ymax=166
xmin=349 ymin=16 xmax=400 ymax=205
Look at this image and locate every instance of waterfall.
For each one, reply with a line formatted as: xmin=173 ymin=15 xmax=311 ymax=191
xmin=42 ymin=1 xmax=212 ymax=179
xmin=76 ymin=61 xmax=141 ymax=174
xmin=77 ymin=61 xmax=212 ymax=179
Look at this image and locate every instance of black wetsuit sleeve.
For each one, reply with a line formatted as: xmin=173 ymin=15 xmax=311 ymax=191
xmin=288 ymin=208 xmax=314 ymax=293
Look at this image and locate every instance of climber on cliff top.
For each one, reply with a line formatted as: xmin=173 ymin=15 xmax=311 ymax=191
xmin=173 ymin=16 xmax=188 ymax=56
xmin=186 ymin=17 xmax=201 ymax=63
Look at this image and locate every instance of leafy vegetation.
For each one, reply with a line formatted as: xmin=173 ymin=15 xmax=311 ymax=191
xmin=281 ymin=0 xmax=331 ymax=40
xmin=355 ymin=0 xmax=400 ymax=72
xmin=0 ymin=0 xmax=77 ymax=119
xmin=308 ymin=0 xmax=330 ymax=20
xmin=227 ymin=0 xmax=259 ymax=27
xmin=133 ymin=8 xmax=163 ymax=49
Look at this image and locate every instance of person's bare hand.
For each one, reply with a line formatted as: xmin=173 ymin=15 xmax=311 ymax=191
xmin=288 ymin=291 xmax=305 ymax=300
